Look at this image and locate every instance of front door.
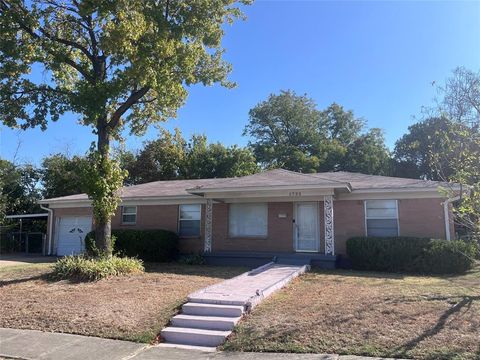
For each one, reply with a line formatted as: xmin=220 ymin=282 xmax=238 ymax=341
xmin=295 ymin=202 xmax=320 ymax=252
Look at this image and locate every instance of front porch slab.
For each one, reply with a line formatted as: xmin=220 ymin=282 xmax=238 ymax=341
xmin=204 ymin=251 xmax=338 ymax=269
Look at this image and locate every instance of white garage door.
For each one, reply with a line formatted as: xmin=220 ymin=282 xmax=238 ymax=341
xmin=56 ymin=216 xmax=92 ymax=256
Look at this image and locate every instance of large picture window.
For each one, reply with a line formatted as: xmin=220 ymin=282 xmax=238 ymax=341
xmin=179 ymin=204 xmax=201 ymax=237
xmin=121 ymin=206 xmax=137 ymax=225
xmin=365 ymin=200 xmax=399 ymax=237
xmin=229 ymin=203 xmax=268 ymax=238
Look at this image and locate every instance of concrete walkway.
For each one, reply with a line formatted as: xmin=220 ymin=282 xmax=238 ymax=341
xmin=188 ymin=263 xmax=309 ymax=308
xmin=160 ymin=263 xmax=309 ymax=349
xmin=0 ymin=328 xmax=406 ymax=360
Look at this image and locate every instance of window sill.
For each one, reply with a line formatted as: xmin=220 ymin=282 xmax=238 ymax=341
xmin=120 ymin=223 xmax=136 ymax=226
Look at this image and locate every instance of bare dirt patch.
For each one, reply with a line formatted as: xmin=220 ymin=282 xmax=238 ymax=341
xmin=0 ymin=263 xmax=245 ymax=342
xmin=223 ymin=268 xmax=480 ymax=360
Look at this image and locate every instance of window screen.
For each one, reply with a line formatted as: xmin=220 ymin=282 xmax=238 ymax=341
xmin=365 ymin=200 xmax=399 ymax=237
xmin=179 ymin=204 xmax=201 ymax=237
xmin=122 ymin=206 xmax=137 ymax=224
xmin=229 ymin=203 xmax=268 ymax=237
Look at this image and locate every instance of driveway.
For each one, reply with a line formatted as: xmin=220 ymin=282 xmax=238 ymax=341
xmin=0 ymin=255 xmax=56 ymax=268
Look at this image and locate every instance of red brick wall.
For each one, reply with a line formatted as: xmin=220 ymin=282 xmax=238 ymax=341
xmin=49 ymin=197 xmax=451 ymax=256
xmin=211 ymin=202 xmax=294 ymax=252
xmin=52 ymin=204 xmax=205 ymax=254
xmin=333 ymin=200 xmax=366 ymax=255
xmin=398 ymin=198 xmax=448 ymax=239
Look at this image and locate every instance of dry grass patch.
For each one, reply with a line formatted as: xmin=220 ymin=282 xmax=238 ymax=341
xmin=224 ymin=268 xmax=480 ymax=360
xmin=0 ymin=262 xmax=245 ymax=342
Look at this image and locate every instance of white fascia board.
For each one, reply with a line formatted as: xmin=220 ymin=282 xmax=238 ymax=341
xmin=224 ymin=195 xmax=333 ymax=203
xmin=46 ymin=195 xmax=209 ymax=209
xmin=337 ymin=187 xmax=452 ymax=200
xmin=188 ymin=183 xmax=350 ymax=195
xmin=201 ymin=187 xmax=336 ymax=200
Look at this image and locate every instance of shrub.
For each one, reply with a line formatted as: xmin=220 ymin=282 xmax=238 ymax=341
xmin=53 ymin=255 xmax=144 ymax=281
xmin=179 ymin=253 xmax=206 ymax=265
xmin=85 ymin=229 xmax=178 ymax=262
xmin=346 ymin=237 xmax=478 ymax=274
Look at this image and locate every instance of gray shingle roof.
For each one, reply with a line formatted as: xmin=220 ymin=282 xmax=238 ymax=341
xmin=40 ymin=169 xmax=451 ymax=203
xmin=188 ymin=169 xmax=348 ymax=191
xmin=308 ymin=171 xmax=449 ymax=190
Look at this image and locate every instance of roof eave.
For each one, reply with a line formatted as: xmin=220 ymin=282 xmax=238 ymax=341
xmin=187 ymin=182 xmax=352 ymax=195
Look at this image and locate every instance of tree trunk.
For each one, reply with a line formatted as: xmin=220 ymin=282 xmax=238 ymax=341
xmin=94 ymin=122 xmax=113 ymax=256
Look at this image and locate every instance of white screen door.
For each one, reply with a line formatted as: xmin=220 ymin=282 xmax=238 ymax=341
xmin=295 ymin=202 xmax=320 ymax=252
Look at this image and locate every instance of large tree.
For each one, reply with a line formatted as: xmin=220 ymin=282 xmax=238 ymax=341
xmin=245 ymin=90 xmax=390 ymax=174
xmin=41 ymin=153 xmax=88 ymax=198
xmin=182 ymin=134 xmax=259 ymax=179
xmin=343 ymin=128 xmax=391 ymax=175
xmin=0 ymin=0 xmax=249 ymax=254
xmin=431 ymin=68 xmax=480 ymax=238
xmin=0 ymin=159 xmax=41 ymax=218
xmin=244 ymin=90 xmax=322 ymax=172
xmin=127 ymin=129 xmax=258 ymax=183
xmin=393 ymin=117 xmax=474 ymax=180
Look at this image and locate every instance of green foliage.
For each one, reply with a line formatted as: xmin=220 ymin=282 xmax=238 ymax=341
xmin=41 ymin=153 xmax=88 ymax=198
xmin=393 ymin=117 xmax=475 ymax=180
xmin=346 ymin=237 xmax=478 ymax=274
xmin=0 ymin=159 xmax=42 ymax=218
xmin=52 ymin=255 xmax=144 ymax=282
xmin=179 ymin=253 xmax=207 ymax=265
xmin=343 ymin=128 xmax=392 ymax=175
xmin=0 ymin=0 xmax=249 ymax=132
xmin=128 ymin=128 xmax=259 ymax=183
xmin=81 ymin=146 xmax=127 ymax=225
xmin=85 ymin=229 xmax=179 ymax=262
xmin=1 ymin=0 xmax=250 ymax=254
xmin=244 ymin=90 xmax=391 ymax=174
xmin=182 ymin=134 xmax=259 ymax=179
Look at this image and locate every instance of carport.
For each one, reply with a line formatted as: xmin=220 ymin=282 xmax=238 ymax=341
xmin=2 ymin=213 xmax=48 ymax=255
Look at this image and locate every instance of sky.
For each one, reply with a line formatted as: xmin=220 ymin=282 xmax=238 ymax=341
xmin=1 ymin=0 xmax=479 ymax=165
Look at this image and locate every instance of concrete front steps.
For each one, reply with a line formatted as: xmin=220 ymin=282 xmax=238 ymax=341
xmin=160 ymin=262 xmax=309 ymax=351
xmin=160 ymin=302 xmax=244 ymax=349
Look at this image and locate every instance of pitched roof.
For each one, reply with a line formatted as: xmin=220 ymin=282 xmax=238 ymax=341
xmin=39 ymin=169 xmax=452 ymax=204
xmin=40 ymin=178 xmax=223 ymax=203
xmin=308 ymin=171 xmax=450 ymax=190
xmin=187 ymin=169 xmax=349 ymax=192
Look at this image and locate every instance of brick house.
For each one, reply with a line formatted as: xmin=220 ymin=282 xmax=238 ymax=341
xmin=38 ymin=169 xmax=458 ymax=267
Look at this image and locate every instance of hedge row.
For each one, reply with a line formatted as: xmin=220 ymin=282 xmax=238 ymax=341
xmin=85 ymin=229 xmax=178 ymax=262
xmin=346 ymin=236 xmax=478 ymax=274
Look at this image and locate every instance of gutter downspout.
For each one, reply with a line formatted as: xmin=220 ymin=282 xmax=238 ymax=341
xmin=40 ymin=205 xmax=53 ymax=255
xmin=443 ymin=196 xmax=460 ymax=241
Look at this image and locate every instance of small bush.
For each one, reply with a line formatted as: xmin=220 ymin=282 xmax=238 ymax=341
xmin=346 ymin=237 xmax=478 ymax=274
xmin=53 ymin=255 xmax=144 ymax=281
xmin=85 ymin=229 xmax=178 ymax=262
xmin=179 ymin=253 xmax=206 ymax=265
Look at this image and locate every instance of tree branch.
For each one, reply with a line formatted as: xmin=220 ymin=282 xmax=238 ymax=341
xmin=0 ymin=0 xmax=95 ymax=83
xmin=108 ymin=87 xmax=150 ymax=129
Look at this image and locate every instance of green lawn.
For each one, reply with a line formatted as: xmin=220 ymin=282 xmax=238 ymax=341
xmin=223 ymin=268 xmax=480 ymax=360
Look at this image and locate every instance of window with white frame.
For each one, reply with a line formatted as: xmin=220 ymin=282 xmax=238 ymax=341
xmin=179 ymin=204 xmax=201 ymax=237
xmin=365 ymin=200 xmax=399 ymax=237
xmin=229 ymin=203 xmax=268 ymax=238
xmin=121 ymin=206 xmax=137 ymax=224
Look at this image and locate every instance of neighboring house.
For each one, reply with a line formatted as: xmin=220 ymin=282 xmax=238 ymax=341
xmin=38 ymin=169 xmax=458 ymax=267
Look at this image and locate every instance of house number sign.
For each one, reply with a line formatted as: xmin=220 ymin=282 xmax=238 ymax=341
xmin=288 ymin=191 xmax=302 ymax=197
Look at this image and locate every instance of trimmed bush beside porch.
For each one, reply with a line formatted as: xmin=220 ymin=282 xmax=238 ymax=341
xmin=346 ymin=236 xmax=478 ymax=274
